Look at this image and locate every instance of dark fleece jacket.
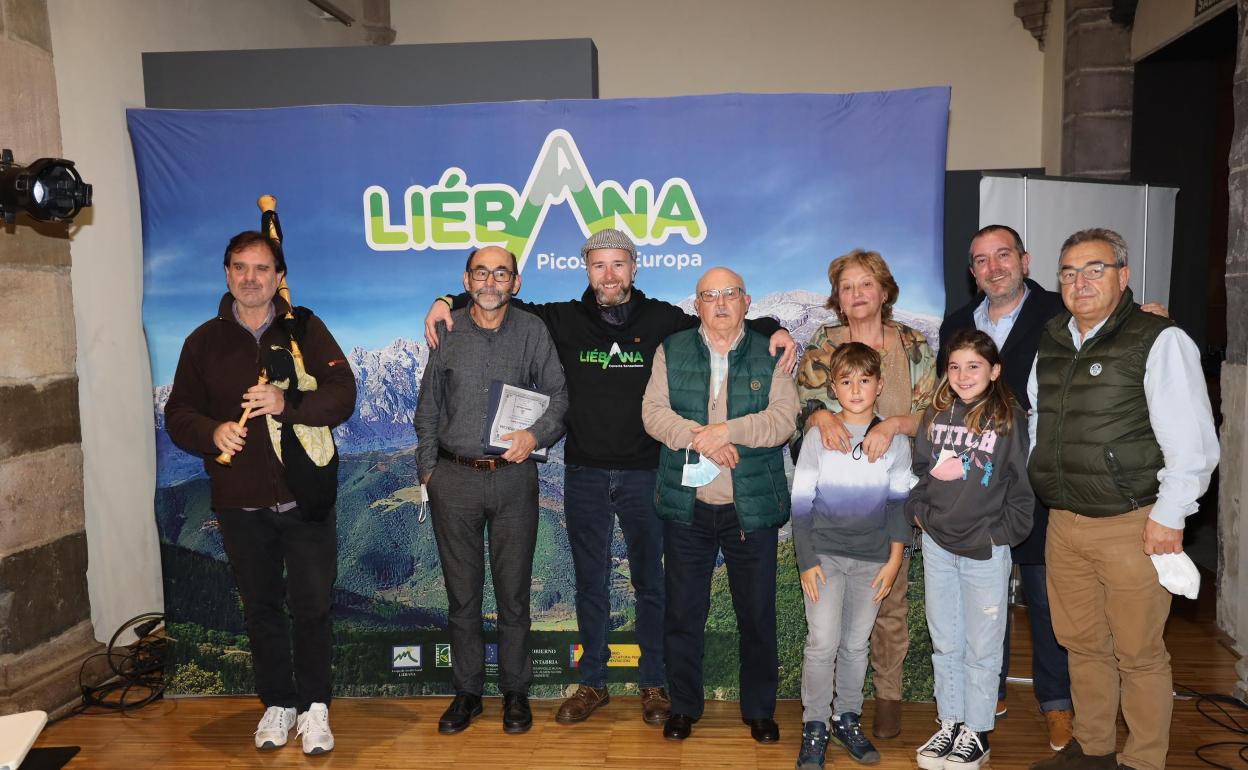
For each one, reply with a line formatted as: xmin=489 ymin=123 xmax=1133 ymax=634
xmin=165 ymin=293 xmax=356 ymax=510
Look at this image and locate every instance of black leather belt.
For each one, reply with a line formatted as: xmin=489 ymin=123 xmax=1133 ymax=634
xmin=438 ymin=447 xmax=512 ymax=472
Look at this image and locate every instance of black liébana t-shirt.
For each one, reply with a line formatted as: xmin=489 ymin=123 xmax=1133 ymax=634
xmin=451 ymin=286 xmax=781 ymax=469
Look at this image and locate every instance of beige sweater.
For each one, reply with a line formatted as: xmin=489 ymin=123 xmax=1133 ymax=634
xmin=641 ymin=332 xmax=798 ymax=504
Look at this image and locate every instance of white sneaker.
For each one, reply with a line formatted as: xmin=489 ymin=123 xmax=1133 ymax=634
xmin=944 ymin=725 xmax=990 ymax=770
xmin=254 ymin=706 xmax=296 ymax=749
xmin=916 ymin=719 xmax=961 ymax=770
xmin=297 ymin=702 xmax=335 ymax=755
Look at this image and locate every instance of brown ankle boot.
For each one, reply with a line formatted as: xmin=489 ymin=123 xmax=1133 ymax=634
xmin=1030 ymin=738 xmax=1118 ymax=770
xmin=640 ymin=687 xmax=671 ymax=725
xmin=872 ymin=698 xmax=901 ymax=738
xmin=555 ymin=685 xmax=609 ymax=724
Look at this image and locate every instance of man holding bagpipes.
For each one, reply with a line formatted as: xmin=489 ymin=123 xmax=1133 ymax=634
xmin=165 ymin=198 xmax=356 ymax=755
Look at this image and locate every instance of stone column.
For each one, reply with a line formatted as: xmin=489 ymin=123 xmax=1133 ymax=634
xmin=1061 ymin=0 xmax=1134 ymax=177
xmin=1218 ymin=0 xmax=1248 ymax=705
xmin=362 ymin=0 xmax=396 ymax=46
xmin=0 ymin=0 xmax=105 ymax=717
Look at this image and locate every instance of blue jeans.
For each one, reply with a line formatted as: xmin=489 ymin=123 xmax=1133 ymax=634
xmin=922 ymin=533 xmax=1011 ymax=733
xmin=564 ymin=465 xmax=666 ymax=689
xmin=998 ymin=564 xmax=1073 ymax=711
xmin=801 ymin=554 xmax=883 ymax=724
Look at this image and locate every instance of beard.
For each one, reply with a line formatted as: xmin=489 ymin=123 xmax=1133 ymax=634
xmin=983 ymin=273 xmax=1025 ymax=302
xmin=472 ymin=286 xmax=510 ymax=311
xmin=592 ymin=279 xmax=632 ymax=307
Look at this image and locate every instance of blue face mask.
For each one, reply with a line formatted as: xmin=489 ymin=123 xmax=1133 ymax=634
xmin=681 ymin=446 xmax=721 ymax=488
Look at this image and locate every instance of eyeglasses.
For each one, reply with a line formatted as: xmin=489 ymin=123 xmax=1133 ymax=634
xmin=697 ymin=286 xmax=743 ymax=302
xmin=1057 ymin=261 xmax=1122 ymax=284
xmin=468 ymin=266 xmax=516 ymax=283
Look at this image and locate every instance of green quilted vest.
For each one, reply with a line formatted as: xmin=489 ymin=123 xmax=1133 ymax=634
xmin=1029 ymin=288 xmax=1173 ymax=516
xmin=654 ymin=327 xmax=790 ymax=531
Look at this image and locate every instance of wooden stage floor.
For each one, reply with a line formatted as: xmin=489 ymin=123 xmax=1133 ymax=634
xmin=32 ymin=588 xmax=1243 ymax=769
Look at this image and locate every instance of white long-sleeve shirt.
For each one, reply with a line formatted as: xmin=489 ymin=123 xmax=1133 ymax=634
xmin=1026 ymin=316 xmax=1219 ymax=529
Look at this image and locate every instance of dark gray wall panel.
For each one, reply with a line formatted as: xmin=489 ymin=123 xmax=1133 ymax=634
xmin=142 ymin=39 xmax=597 ymax=108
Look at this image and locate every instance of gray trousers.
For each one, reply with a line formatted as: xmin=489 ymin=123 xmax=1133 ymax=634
xmin=427 ymin=460 xmax=539 ymax=695
xmin=801 ymin=553 xmax=884 ymax=724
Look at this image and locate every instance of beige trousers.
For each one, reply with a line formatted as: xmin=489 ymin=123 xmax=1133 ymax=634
xmin=1046 ymin=506 xmax=1173 ymax=770
xmin=869 ymin=552 xmax=910 ymax=701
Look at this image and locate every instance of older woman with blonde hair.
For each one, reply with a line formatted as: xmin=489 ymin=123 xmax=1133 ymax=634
xmin=795 ymin=248 xmax=936 ymax=740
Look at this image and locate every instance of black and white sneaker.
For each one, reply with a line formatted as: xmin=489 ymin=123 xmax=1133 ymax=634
xmin=944 ymin=724 xmax=989 ymax=770
xmin=916 ymin=719 xmax=961 ymax=770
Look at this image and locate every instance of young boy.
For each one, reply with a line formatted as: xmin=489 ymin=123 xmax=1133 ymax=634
xmin=792 ymin=342 xmax=915 ymax=770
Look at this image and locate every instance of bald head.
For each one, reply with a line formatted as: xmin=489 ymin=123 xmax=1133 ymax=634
xmin=694 ymin=266 xmax=751 ymax=337
xmin=696 ymin=266 xmax=746 ymax=296
xmin=463 ymin=245 xmax=520 ymax=312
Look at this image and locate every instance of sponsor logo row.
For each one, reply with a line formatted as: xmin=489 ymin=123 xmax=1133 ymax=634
xmin=392 ymin=643 xmax=644 ymax=672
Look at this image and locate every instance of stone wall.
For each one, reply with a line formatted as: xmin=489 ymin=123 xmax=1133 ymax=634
xmin=1218 ymin=0 xmax=1248 ymax=704
xmin=0 ymin=0 xmax=104 ymax=717
xmin=1062 ymin=0 xmax=1134 ymax=177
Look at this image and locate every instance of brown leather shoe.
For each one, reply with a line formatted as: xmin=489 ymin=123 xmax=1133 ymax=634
xmin=555 ymin=685 xmax=609 ymax=724
xmin=640 ymin=687 xmax=671 ymax=726
xmin=1030 ymin=738 xmax=1118 ymax=770
xmin=1045 ymin=709 xmax=1074 ymax=752
xmin=872 ymin=698 xmax=901 ymax=739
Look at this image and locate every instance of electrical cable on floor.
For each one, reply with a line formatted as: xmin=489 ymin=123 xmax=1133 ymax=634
xmin=1176 ymin=682 xmax=1248 ymax=770
xmin=69 ymin=611 xmax=167 ymax=716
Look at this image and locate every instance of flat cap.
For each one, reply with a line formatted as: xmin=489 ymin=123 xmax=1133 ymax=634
xmin=580 ymin=228 xmax=637 ymax=260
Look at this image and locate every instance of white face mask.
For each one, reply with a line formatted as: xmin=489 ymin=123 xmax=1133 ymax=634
xmin=681 ymin=446 xmax=721 ymax=488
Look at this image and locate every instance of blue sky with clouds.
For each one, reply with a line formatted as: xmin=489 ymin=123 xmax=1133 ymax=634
xmin=130 ymin=89 xmax=948 ymax=384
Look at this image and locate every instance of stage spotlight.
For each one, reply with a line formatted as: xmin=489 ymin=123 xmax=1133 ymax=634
xmin=0 ymin=148 xmax=93 ymax=224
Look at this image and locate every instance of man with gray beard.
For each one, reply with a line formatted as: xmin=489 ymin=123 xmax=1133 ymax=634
xmin=415 ymin=245 xmax=568 ymax=735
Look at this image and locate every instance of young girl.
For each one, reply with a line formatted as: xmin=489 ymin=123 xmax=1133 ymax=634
xmin=907 ymin=329 xmax=1034 ymax=770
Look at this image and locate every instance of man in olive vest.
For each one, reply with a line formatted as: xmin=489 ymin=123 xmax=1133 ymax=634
xmin=641 ymin=266 xmax=798 ymax=744
xmin=1027 ymin=229 xmax=1218 ymax=770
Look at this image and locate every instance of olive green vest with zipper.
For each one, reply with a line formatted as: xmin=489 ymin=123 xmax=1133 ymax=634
xmin=1029 ymin=288 xmax=1173 ymax=517
xmin=654 ymin=327 xmax=790 ymax=532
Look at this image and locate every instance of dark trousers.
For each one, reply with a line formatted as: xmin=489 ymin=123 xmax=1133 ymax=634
xmin=998 ymin=563 xmax=1073 ymax=711
xmin=427 ymin=461 xmax=539 ymax=695
xmin=664 ymin=501 xmax=779 ymax=720
xmin=564 ymin=465 xmax=666 ymax=689
xmin=216 ymin=506 xmax=337 ymax=712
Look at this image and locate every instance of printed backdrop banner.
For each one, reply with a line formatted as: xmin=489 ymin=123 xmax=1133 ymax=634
xmin=129 ymin=90 xmax=949 ymax=698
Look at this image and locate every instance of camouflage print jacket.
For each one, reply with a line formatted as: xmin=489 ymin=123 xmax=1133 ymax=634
xmin=792 ymin=321 xmax=937 ymax=457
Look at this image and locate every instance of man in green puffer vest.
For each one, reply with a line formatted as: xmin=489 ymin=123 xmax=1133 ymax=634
xmin=1026 ymin=229 xmax=1219 ymax=770
xmin=641 ymin=266 xmax=798 ymax=745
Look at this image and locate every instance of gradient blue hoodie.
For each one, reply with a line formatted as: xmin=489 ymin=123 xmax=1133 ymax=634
xmin=791 ymin=422 xmax=916 ymax=571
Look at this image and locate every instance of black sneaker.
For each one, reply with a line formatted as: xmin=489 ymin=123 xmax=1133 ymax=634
xmin=916 ymin=719 xmax=961 ymax=770
xmin=944 ymin=725 xmax=990 ymax=770
xmin=796 ymin=721 xmax=829 ymax=770
xmin=831 ymin=712 xmax=880 ymax=765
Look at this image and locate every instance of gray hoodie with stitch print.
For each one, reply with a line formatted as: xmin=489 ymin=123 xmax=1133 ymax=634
xmin=905 ymin=399 xmax=1034 ymax=560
